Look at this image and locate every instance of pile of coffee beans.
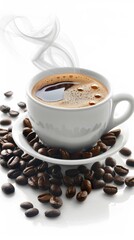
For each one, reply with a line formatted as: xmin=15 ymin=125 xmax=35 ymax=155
xmin=0 ymin=91 xmax=134 ymax=220
xmin=22 ymin=117 xmax=121 ymax=160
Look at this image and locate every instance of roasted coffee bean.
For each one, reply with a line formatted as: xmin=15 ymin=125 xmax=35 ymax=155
xmin=23 ymin=118 xmax=32 ymax=128
xmin=23 ymin=127 xmax=32 ymax=137
xmin=26 ymin=131 xmax=36 ymax=142
xmin=0 ymin=148 xmax=13 ymax=160
xmin=27 ymin=158 xmax=43 ymax=167
xmin=49 ymin=177 xmax=62 ymax=186
xmin=50 ymin=196 xmax=63 ymax=209
xmin=38 ymin=176 xmax=50 ymax=190
xmin=63 ymin=176 xmax=74 ymax=187
xmin=50 ymin=184 xmax=62 ymax=196
xmin=51 ymin=168 xmax=63 ymax=179
xmin=103 ymin=185 xmax=118 ymax=195
xmin=13 ymin=148 xmax=23 ymax=157
xmin=6 ymin=133 xmax=15 ymax=144
xmin=119 ymin=147 xmax=132 ymax=156
xmin=98 ymin=142 xmax=108 ymax=152
xmin=74 ymin=175 xmax=83 ymax=186
xmin=0 ymin=105 xmax=10 ymax=113
xmin=28 ymin=176 xmax=38 ymax=188
xmin=110 ymin=129 xmax=121 ymax=137
xmin=0 ymin=129 xmax=8 ymax=136
xmin=29 ymin=136 xmax=39 ymax=146
xmin=59 ymin=148 xmax=70 ymax=159
xmin=103 ymin=166 xmax=115 ymax=176
xmin=7 ymin=156 xmax=20 ymax=169
xmin=33 ymin=142 xmax=42 ymax=151
xmin=105 ymin=157 xmax=116 ymax=167
xmin=19 ymin=160 xmax=26 ymax=170
xmin=7 ymin=169 xmax=22 ymax=179
xmin=0 ymin=119 xmax=12 ymax=126
xmin=84 ymin=170 xmax=94 ymax=181
xmin=45 ymin=209 xmax=61 ymax=218
xmin=125 ymin=177 xmax=134 ymax=187
xmin=37 ymin=172 xmax=50 ymax=179
xmin=77 ymin=165 xmax=89 ymax=174
xmin=38 ymin=147 xmax=47 ymax=155
xmin=126 ymin=159 xmax=134 ymax=167
xmin=15 ymin=175 xmax=28 ymax=185
xmin=21 ymin=153 xmax=33 ymax=161
xmin=23 ymin=166 xmax=36 ymax=177
xmin=114 ymin=175 xmax=125 ymax=185
xmin=81 ymin=179 xmax=92 ymax=194
xmin=1 ymin=183 xmax=15 ymax=194
xmin=91 ymin=145 xmax=101 ymax=156
xmin=0 ymin=159 xmax=8 ymax=168
xmin=4 ymin=91 xmax=13 ymax=97
xmin=37 ymin=162 xmax=48 ymax=172
xmin=103 ymin=173 xmax=113 ymax=183
xmin=65 ymin=168 xmax=79 ymax=177
xmin=92 ymin=179 xmax=105 ymax=189
xmin=38 ymin=193 xmax=52 ymax=203
xmin=20 ymin=202 xmax=33 ymax=209
xmin=70 ymin=151 xmax=82 ymax=159
xmin=17 ymin=101 xmax=26 ymax=109
xmin=47 ymin=165 xmax=61 ymax=174
xmin=82 ymin=151 xmax=92 ymax=158
xmin=101 ymin=135 xmax=116 ymax=146
xmin=93 ymin=168 xmax=105 ymax=180
xmin=25 ymin=208 xmax=39 ymax=217
xmin=114 ymin=165 xmax=129 ymax=176
xmin=91 ymin=161 xmax=102 ymax=171
xmin=76 ymin=190 xmax=88 ymax=202
xmin=66 ymin=186 xmax=76 ymax=198
xmin=9 ymin=110 xmax=19 ymax=117
xmin=47 ymin=148 xmax=59 ymax=158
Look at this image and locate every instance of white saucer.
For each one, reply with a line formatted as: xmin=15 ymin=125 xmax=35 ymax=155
xmin=12 ymin=112 xmax=129 ymax=165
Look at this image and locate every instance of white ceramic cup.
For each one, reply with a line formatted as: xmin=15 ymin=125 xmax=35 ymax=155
xmin=26 ymin=67 xmax=134 ymax=151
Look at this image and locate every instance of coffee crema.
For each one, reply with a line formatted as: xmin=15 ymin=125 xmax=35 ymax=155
xmin=32 ymin=73 xmax=108 ymax=108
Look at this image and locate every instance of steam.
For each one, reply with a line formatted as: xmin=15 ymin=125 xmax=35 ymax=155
xmin=0 ymin=16 xmax=79 ymax=69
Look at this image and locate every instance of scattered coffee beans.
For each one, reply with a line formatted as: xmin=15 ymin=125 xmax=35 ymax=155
xmin=0 ymin=119 xmax=11 ymax=126
xmin=9 ymin=110 xmax=19 ymax=117
xmin=114 ymin=175 xmax=125 ymax=185
xmin=50 ymin=196 xmax=63 ymax=209
xmin=25 ymin=208 xmax=39 ymax=217
xmin=126 ymin=159 xmax=134 ymax=167
xmin=119 ymin=147 xmax=132 ymax=156
xmin=114 ymin=165 xmax=129 ymax=176
xmin=17 ymin=102 xmax=26 ymax=109
xmin=0 ymin=105 xmax=10 ymax=113
xmin=20 ymin=202 xmax=33 ymax=209
xmin=105 ymin=157 xmax=116 ymax=167
xmin=66 ymin=186 xmax=76 ymax=198
xmin=103 ymin=185 xmax=118 ymax=195
xmin=4 ymin=91 xmax=13 ymax=97
xmin=125 ymin=177 xmax=134 ymax=187
xmin=45 ymin=209 xmax=61 ymax=218
xmin=1 ymin=183 xmax=15 ymax=194
xmin=76 ymin=191 xmax=88 ymax=202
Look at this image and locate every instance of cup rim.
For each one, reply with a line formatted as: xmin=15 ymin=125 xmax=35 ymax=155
xmin=26 ymin=67 xmax=112 ymax=111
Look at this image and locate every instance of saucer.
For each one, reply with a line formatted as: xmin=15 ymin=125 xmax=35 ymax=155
xmin=12 ymin=112 xmax=129 ymax=165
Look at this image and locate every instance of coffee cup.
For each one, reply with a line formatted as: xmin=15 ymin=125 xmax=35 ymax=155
xmin=26 ymin=67 xmax=134 ymax=151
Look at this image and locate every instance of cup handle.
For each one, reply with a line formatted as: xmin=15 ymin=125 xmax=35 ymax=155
xmin=106 ymin=93 xmax=134 ymax=131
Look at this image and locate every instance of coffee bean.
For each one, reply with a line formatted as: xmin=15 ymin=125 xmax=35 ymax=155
xmin=110 ymin=129 xmax=121 ymax=138
xmin=38 ymin=193 xmax=52 ymax=203
xmin=65 ymin=169 xmax=79 ymax=177
xmin=101 ymin=135 xmax=116 ymax=146
xmin=91 ymin=161 xmax=102 ymax=171
xmin=15 ymin=175 xmax=28 ymax=185
xmin=82 ymin=151 xmax=92 ymax=158
xmin=38 ymin=176 xmax=50 ymax=190
xmin=126 ymin=159 xmax=134 ymax=167
xmin=103 ymin=173 xmax=113 ymax=183
xmin=0 ymin=129 xmax=8 ymax=136
xmin=23 ymin=127 xmax=32 ymax=137
xmin=47 ymin=148 xmax=59 ymax=158
xmin=47 ymin=165 xmax=61 ymax=174
xmin=26 ymin=131 xmax=37 ymax=142
xmin=81 ymin=179 xmax=92 ymax=194
xmin=2 ymin=142 xmax=15 ymax=150
xmin=70 ymin=151 xmax=82 ymax=159
xmin=9 ymin=110 xmax=19 ymax=117
xmin=66 ymin=186 xmax=76 ymax=198
xmin=23 ymin=166 xmax=36 ymax=177
xmin=20 ymin=202 xmax=33 ymax=209
xmin=0 ymin=119 xmax=12 ymax=126
xmin=21 ymin=153 xmax=33 ymax=161
xmin=93 ymin=168 xmax=105 ymax=180
xmin=114 ymin=175 xmax=125 ymax=185
xmin=76 ymin=190 xmax=88 ymax=202
xmin=0 ymin=149 xmax=13 ymax=160
xmin=74 ymin=175 xmax=83 ymax=186
xmin=49 ymin=177 xmax=62 ymax=186
xmin=91 ymin=145 xmax=101 ymax=156
xmin=63 ymin=175 xmax=74 ymax=187
xmin=59 ymin=148 xmax=70 ymax=159
xmin=6 ymin=133 xmax=15 ymax=144
xmin=4 ymin=91 xmax=13 ymax=97
xmin=114 ymin=165 xmax=129 ymax=176
xmin=38 ymin=147 xmax=47 ymax=155
xmin=23 ymin=118 xmax=32 ymax=128
xmin=50 ymin=184 xmax=62 ymax=196
xmin=50 ymin=196 xmax=63 ymax=209
xmin=77 ymin=165 xmax=89 ymax=174
xmin=98 ymin=142 xmax=108 ymax=152
xmin=27 ymin=158 xmax=43 ymax=167
xmin=92 ymin=179 xmax=105 ymax=189
xmin=0 ymin=105 xmax=10 ymax=113
xmin=103 ymin=166 xmax=115 ymax=176
xmin=103 ymin=185 xmax=118 ymax=195
xmin=13 ymin=148 xmax=23 ymax=157
xmin=119 ymin=147 xmax=132 ymax=156
xmin=28 ymin=176 xmax=38 ymax=188
xmin=1 ymin=183 xmax=15 ymax=194
xmin=37 ymin=162 xmax=48 ymax=172
xmin=7 ymin=169 xmax=22 ymax=179
xmin=51 ymin=168 xmax=63 ymax=179
xmin=84 ymin=170 xmax=94 ymax=181
xmin=25 ymin=208 xmax=39 ymax=217
xmin=7 ymin=156 xmax=20 ymax=169
xmin=125 ymin=177 xmax=134 ymax=187
xmin=45 ymin=209 xmax=61 ymax=218
xmin=33 ymin=142 xmax=42 ymax=152
xmin=19 ymin=160 xmax=26 ymax=170
xmin=17 ymin=102 xmax=26 ymax=109
xmin=0 ymin=159 xmax=8 ymax=168
xmin=105 ymin=157 xmax=116 ymax=167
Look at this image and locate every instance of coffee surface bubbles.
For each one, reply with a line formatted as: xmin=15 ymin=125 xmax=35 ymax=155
xmin=32 ymin=73 xmax=108 ymax=108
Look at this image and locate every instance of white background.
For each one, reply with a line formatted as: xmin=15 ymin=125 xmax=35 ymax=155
xmin=0 ymin=0 xmax=134 ymax=239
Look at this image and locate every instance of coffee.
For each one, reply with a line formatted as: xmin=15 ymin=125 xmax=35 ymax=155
xmin=32 ymin=73 xmax=108 ymax=108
